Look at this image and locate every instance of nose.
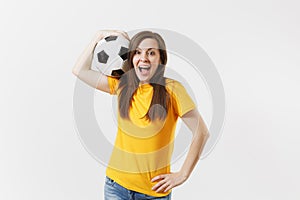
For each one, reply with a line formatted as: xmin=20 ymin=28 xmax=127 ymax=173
xmin=139 ymin=52 xmax=148 ymax=62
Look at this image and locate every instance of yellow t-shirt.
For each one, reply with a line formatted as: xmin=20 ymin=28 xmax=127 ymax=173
xmin=106 ymin=76 xmax=196 ymax=197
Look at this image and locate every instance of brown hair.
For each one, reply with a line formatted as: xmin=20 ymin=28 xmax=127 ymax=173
xmin=118 ymin=31 xmax=170 ymax=121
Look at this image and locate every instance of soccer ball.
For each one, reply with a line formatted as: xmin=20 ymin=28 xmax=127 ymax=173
xmin=91 ymin=35 xmax=129 ymax=76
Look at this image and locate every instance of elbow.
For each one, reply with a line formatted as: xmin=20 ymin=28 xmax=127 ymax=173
xmin=204 ymin=131 xmax=210 ymax=141
xmin=72 ymin=68 xmax=77 ymax=76
xmin=197 ymin=130 xmax=209 ymax=143
xmin=205 ymin=130 xmax=210 ymax=138
xmin=72 ymin=68 xmax=80 ymax=77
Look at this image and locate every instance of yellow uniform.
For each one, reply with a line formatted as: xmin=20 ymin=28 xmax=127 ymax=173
xmin=106 ymin=76 xmax=195 ymax=197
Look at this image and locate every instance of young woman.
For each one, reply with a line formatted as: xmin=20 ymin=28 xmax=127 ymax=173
xmin=72 ymin=30 xmax=209 ymax=200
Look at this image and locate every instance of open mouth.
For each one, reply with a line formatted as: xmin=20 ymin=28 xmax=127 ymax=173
xmin=138 ymin=66 xmax=151 ymax=73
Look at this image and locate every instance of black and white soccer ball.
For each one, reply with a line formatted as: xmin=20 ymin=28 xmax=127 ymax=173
xmin=92 ymin=35 xmax=129 ymax=76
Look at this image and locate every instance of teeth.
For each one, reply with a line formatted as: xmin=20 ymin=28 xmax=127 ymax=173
xmin=139 ymin=66 xmax=150 ymax=69
xmin=138 ymin=66 xmax=150 ymax=72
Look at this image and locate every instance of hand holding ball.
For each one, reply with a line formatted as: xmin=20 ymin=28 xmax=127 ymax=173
xmin=91 ymin=34 xmax=130 ymax=77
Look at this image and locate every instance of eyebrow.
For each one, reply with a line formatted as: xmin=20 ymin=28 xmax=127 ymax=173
xmin=136 ymin=47 xmax=158 ymax=51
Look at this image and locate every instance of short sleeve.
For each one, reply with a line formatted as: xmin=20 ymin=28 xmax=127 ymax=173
xmin=166 ymin=79 xmax=196 ymax=117
xmin=107 ymin=76 xmax=119 ymax=95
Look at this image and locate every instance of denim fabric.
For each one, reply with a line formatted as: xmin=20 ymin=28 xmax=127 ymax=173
xmin=104 ymin=176 xmax=172 ymax=200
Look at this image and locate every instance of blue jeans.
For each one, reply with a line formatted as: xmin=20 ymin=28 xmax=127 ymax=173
xmin=104 ymin=176 xmax=172 ymax=200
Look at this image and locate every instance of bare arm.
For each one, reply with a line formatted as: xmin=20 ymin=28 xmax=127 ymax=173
xmin=178 ymin=109 xmax=209 ymax=178
xmin=151 ymin=109 xmax=209 ymax=193
xmin=72 ymin=30 xmax=129 ymax=93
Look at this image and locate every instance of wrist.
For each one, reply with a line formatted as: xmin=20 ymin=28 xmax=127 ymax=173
xmin=179 ymin=170 xmax=190 ymax=181
xmin=92 ymin=32 xmax=105 ymax=44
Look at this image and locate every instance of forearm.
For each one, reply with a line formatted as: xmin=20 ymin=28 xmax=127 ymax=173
xmin=151 ymin=126 xmax=209 ymax=193
xmin=72 ymin=37 xmax=98 ymax=76
xmin=71 ymin=30 xmax=129 ymax=91
xmin=72 ymin=30 xmax=129 ymax=77
xmin=179 ymin=127 xmax=209 ymax=179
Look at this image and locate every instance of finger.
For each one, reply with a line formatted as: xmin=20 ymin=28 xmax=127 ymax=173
xmin=97 ymin=30 xmax=130 ymax=41
xmin=115 ymin=30 xmax=130 ymax=40
xmin=151 ymin=179 xmax=167 ymax=191
xmin=155 ymin=183 xmax=169 ymax=193
xmin=122 ymin=33 xmax=130 ymax=40
xmin=109 ymin=32 xmax=130 ymax=41
xmin=151 ymin=176 xmax=160 ymax=182
xmin=164 ymin=185 xmax=172 ymax=193
xmin=151 ymin=174 xmax=166 ymax=182
xmin=121 ymin=32 xmax=130 ymax=40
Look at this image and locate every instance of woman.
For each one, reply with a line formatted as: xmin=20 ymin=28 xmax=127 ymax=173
xmin=72 ymin=30 xmax=209 ymax=200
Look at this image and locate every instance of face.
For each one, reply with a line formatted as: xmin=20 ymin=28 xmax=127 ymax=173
xmin=132 ymin=38 xmax=161 ymax=84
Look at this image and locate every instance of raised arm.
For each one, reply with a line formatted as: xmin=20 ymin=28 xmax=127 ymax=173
xmin=72 ymin=30 xmax=129 ymax=93
xmin=151 ymin=109 xmax=209 ymax=193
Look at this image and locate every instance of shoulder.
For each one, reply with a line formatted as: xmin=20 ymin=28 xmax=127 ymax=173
xmin=165 ymin=78 xmax=186 ymax=94
xmin=107 ymin=76 xmax=120 ymax=95
xmin=165 ymin=77 xmax=191 ymax=100
xmin=164 ymin=77 xmax=196 ymax=116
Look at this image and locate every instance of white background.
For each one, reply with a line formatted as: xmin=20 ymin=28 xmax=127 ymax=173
xmin=1 ymin=0 xmax=299 ymax=199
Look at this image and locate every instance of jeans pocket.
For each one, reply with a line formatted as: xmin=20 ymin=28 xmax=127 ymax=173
xmin=105 ymin=176 xmax=116 ymax=187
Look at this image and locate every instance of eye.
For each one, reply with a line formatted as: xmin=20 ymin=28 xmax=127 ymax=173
xmin=148 ymin=51 xmax=156 ymax=56
xmin=134 ymin=50 xmax=141 ymax=55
